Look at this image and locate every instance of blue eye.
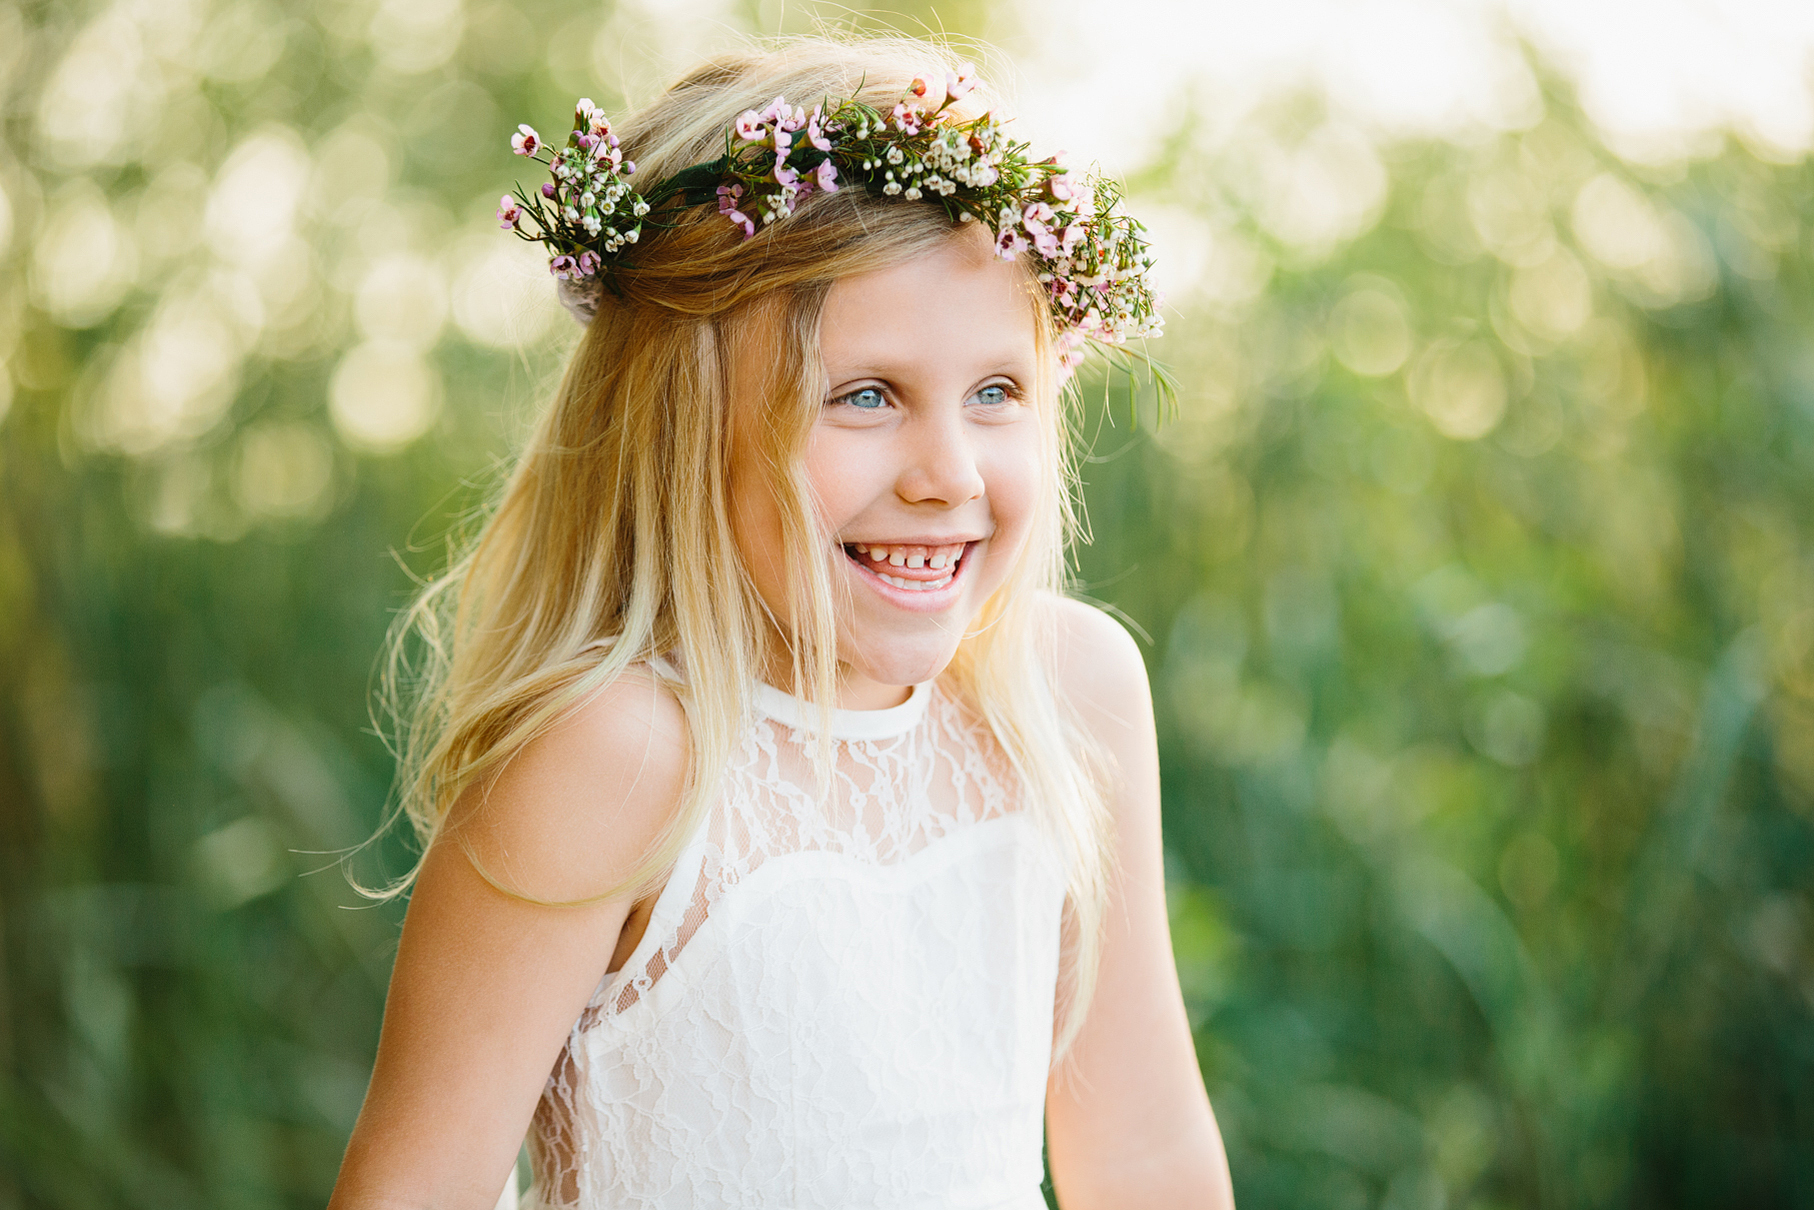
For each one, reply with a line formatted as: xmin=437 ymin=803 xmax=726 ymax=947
xmin=971 ymin=384 xmax=1013 ymax=407
xmin=837 ymin=387 xmax=887 ymax=410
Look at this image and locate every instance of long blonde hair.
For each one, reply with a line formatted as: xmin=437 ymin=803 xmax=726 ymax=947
xmin=374 ymin=35 xmax=1116 ymax=1060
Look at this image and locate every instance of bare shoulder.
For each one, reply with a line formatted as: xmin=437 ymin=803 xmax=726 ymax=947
xmin=1044 ymin=594 xmax=1154 ymax=739
xmin=445 ymin=663 xmax=690 ymax=904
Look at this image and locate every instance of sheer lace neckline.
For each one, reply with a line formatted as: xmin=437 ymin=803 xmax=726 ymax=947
xmin=754 ymin=678 xmax=931 ymax=740
xmin=641 ymin=652 xmax=932 ymax=741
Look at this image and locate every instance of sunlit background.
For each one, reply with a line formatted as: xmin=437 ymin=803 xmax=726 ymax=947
xmin=3 ymin=0 xmax=1813 ymax=1205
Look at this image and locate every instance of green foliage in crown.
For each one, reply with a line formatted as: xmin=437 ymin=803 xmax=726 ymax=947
xmin=498 ymin=66 xmax=1163 ymax=367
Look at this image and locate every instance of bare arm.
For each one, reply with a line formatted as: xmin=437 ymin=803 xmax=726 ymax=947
xmin=1045 ymin=599 xmax=1235 ymax=1209
xmin=328 ymin=670 xmax=688 ymax=1210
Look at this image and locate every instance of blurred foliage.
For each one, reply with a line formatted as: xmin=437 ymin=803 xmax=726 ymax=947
xmin=1 ymin=0 xmax=1812 ymax=1208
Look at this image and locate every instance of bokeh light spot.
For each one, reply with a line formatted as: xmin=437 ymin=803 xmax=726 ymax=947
xmin=1465 ymin=689 xmax=1546 ymax=766
xmin=1468 ymin=167 xmax=1556 ymax=268
xmin=1444 ymin=603 xmax=1529 ymax=677
xmin=29 ymin=180 xmax=138 ymax=329
xmin=233 ymin=421 xmax=335 ymax=522
xmin=1509 ymin=248 xmax=1594 ymax=342
xmin=311 ymin=123 xmax=393 ymax=227
xmin=196 ymin=2 xmax=287 ymax=84
xmin=205 ymin=127 xmax=312 ymax=270
xmin=369 ymin=0 xmax=465 ymax=75
xmin=35 ymin=6 xmax=145 ymax=169
xmin=1330 ymin=279 xmax=1413 ymax=376
xmin=1412 ymin=340 xmax=1508 ymax=440
xmin=193 ymin=816 xmax=289 ymax=909
xmin=1252 ymin=123 xmax=1387 ymax=256
xmin=83 ymin=287 xmax=246 ymax=455
xmin=1571 ymin=173 xmax=1717 ymax=306
xmin=451 ymin=233 xmax=565 ymax=349
xmin=355 ymin=253 xmax=447 ymax=349
xmin=329 ymin=340 xmax=441 ymax=454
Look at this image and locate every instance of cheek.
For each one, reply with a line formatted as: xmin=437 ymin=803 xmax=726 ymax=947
xmin=801 ymin=428 xmax=871 ymax=529
xmin=982 ymin=428 xmax=1046 ymax=539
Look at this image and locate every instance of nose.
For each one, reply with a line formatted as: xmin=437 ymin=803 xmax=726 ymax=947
xmin=895 ymin=405 xmax=985 ymax=508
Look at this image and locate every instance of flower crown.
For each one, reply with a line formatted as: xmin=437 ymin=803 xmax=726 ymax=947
xmin=497 ymin=67 xmax=1163 ymax=367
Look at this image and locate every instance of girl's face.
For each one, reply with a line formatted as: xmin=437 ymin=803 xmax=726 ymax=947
xmin=730 ymin=228 xmax=1045 ymax=709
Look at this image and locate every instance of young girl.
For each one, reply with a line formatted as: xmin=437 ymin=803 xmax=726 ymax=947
xmin=328 ymin=36 xmax=1233 ymax=1210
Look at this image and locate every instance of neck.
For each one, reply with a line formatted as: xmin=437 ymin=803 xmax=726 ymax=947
xmin=756 ymin=647 xmax=913 ymax=712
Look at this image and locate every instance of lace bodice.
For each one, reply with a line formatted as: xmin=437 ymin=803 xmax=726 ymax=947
xmin=523 ymin=669 xmax=1067 ymax=1209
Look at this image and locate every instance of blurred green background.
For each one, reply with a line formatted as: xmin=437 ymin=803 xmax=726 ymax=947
xmin=3 ymin=0 xmax=1812 ymax=1206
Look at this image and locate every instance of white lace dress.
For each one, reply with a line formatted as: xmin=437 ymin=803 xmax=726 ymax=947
xmin=523 ymin=670 xmax=1068 ymax=1210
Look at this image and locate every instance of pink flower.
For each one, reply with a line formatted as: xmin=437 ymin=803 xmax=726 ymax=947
xmin=805 ymin=105 xmax=831 ymax=152
xmin=577 ymin=99 xmax=611 ymax=138
xmin=1048 ymin=172 xmax=1077 ymax=202
xmin=771 ymin=101 xmax=806 ymax=132
xmin=541 ymin=182 xmax=556 ymax=198
xmin=496 ymin=194 xmax=522 ymax=228
xmin=549 ymin=254 xmax=577 ymax=278
xmin=994 ymin=228 xmax=1026 ymax=259
xmin=945 ymin=63 xmax=978 ymax=98
xmin=1060 ymin=225 xmax=1087 ymax=254
xmin=814 ymin=159 xmax=839 ymax=193
xmin=1025 ymin=220 xmax=1060 ymax=258
xmin=774 ymin=161 xmax=799 ymax=188
xmin=717 ymin=184 xmax=756 ymax=239
xmin=510 ymin=124 xmax=541 ymax=156
xmin=911 ymin=76 xmax=937 ymax=100
xmin=757 ymin=96 xmax=799 ymax=130
xmin=735 ymin=109 xmax=764 ymax=141
xmin=1021 ymin=201 xmax=1062 ymax=256
xmin=890 ymin=102 xmax=922 ymax=134
xmin=577 ymin=250 xmax=601 ymax=276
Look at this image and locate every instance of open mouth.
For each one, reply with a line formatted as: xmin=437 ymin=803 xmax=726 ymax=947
xmin=840 ymin=541 xmax=972 ymax=593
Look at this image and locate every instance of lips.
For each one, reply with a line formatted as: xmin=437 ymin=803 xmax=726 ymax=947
xmin=841 ymin=541 xmax=973 ymax=594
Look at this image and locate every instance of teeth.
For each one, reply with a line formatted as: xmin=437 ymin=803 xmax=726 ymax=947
xmin=878 ymin=572 xmax=953 ymax=592
xmin=845 ymin=542 xmax=970 ymax=569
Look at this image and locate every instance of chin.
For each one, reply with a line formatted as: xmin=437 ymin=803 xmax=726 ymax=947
xmin=840 ymin=633 xmax=963 ymax=691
